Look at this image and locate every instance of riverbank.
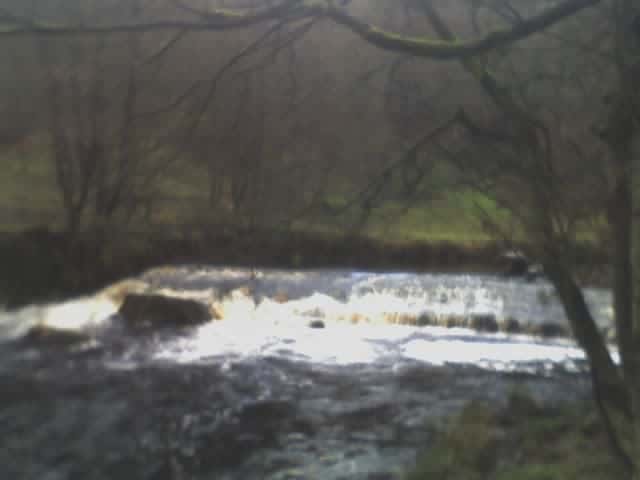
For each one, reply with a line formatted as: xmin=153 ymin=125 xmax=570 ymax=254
xmin=407 ymin=390 xmax=623 ymax=479
xmin=0 ymin=225 xmax=609 ymax=308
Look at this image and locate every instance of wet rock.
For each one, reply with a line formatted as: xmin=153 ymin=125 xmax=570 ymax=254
xmin=502 ymin=317 xmax=521 ymax=334
xmin=100 ymin=279 xmax=149 ymax=305
xmin=119 ymin=294 xmax=211 ymax=331
xmin=22 ymin=324 xmax=90 ymax=348
xmin=443 ymin=315 xmax=465 ymax=328
xmin=502 ymin=250 xmax=529 ymax=276
xmin=470 ymin=314 xmax=499 ymax=333
xmin=416 ymin=313 xmax=435 ymax=327
xmin=530 ymin=323 xmax=569 ymax=338
xmin=501 ymin=250 xmax=544 ymax=281
xmin=309 ymin=320 xmax=326 ymax=329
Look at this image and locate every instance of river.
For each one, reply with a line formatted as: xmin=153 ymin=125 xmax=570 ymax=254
xmin=0 ymin=267 xmax=611 ymax=479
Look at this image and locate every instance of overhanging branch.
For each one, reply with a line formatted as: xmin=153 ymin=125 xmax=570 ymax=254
xmin=317 ymin=0 xmax=601 ymax=59
xmin=0 ymin=0 xmax=602 ymax=62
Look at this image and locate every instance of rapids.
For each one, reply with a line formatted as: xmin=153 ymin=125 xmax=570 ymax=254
xmin=0 ymin=267 xmax=610 ymax=479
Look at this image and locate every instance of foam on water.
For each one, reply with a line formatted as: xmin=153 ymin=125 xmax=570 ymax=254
xmin=151 ymin=317 xmax=597 ymax=374
xmin=0 ymin=295 xmax=118 ymax=341
xmin=0 ymin=267 xmax=615 ymax=374
xmin=158 ymin=267 xmax=611 ymax=328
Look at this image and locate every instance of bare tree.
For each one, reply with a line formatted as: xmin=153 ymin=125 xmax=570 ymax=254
xmin=3 ymin=0 xmax=640 ymax=473
xmin=31 ymin=1 xmax=184 ymax=238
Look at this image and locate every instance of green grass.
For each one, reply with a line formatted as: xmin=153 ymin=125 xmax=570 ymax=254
xmin=0 ymin=141 xmax=502 ymax=244
xmin=0 ymin=136 xmax=609 ymax=255
xmin=0 ymin=140 xmax=213 ymax=232
xmin=405 ymin=389 xmax=624 ymax=480
xmin=0 ymin=142 xmax=61 ymax=231
xmin=15 ymin=141 xmax=613 ymax=253
xmin=303 ymin=189 xmax=504 ymax=245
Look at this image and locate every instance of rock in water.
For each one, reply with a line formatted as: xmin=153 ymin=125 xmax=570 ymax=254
xmin=500 ymin=249 xmax=544 ymax=281
xmin=470 ymin=314 xmax=499 ymax=333
xmin=22 ymin=325 xmax=90 ymax=348
xmin=501 ymin=250 xmax=529 ymax=277
xmin=416 ymin=313 xmax=435 ymax=327
xmin=119 ymin=294 xmax=211 ymax=330
xmin=502 ymin=317 xmax=522 ymax=334
xmin=99 ymin=279 xmax=149 ymax=306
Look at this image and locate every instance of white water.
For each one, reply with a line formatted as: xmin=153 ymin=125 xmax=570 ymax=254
xmin=140 ymin=267 xmax=613 ymax=329
xmin=0 ymin=267 xmax=614 ymax=373
xmin=0 ymin=267 xmax=605 ymax=480
xmin=0 ymin=295 xmax=118 ymax=340
xmin=153 ymin=320 xmax=589 ymax=374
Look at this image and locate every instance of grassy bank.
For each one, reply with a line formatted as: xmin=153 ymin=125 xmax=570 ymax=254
xmin=0 ymin=142 xmax=610 ymax=307
xmin=406 ymin=389 xmax=623 ymax=480
xmin=0 ymin=141 xmax=496 ymax=244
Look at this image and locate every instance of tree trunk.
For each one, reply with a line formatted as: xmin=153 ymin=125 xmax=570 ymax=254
xmin=631 ymin=136 xmax=640 ymax=479
xmin=630 ymin=85 xmax=640 ymax=479
xmin=609 ymin=178 xmax=634 ymax=379
xmin=543 ymin=260 xmax=630 ymax=418
xmin=612 ymin=1 xmax=640 ymax=474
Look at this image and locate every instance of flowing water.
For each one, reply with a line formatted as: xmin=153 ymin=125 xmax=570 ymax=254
xmin=0 ymin=267 xmax=612 ymax=479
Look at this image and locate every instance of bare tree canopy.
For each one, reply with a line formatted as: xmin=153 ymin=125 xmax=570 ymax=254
xmin=0 ymin=0 xmax=601 ymax=59
xmin=1 ymin=0 xmax=640 ymax=477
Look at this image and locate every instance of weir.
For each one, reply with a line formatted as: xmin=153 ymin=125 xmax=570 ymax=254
xmin=0 ymin=266 xmax=610 ymax=479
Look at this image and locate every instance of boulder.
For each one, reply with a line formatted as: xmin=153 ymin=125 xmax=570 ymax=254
xmin=100 ymin=279 xmax=149 ymax=305
xmin=443 ymin=315 xmax=465 ymax=328
xmin=22 ymin=324 xmax=90 ymax=348
xmin=416 ymin=313 xmax=436 ymax=327
xmin=308 ymin=320 xmax=326 ymax=329
xmin=470 ymin=314 xmax=499 ymax=333
xmin=501 ymin=250 xmax=529 ymax=277
xmin=119 ymin=294 xmax=211 ymax=330
xmin=502 ymin=317 xmax=522 ymax=334
xmin=501 ymin=250 xmax=543 ymax=280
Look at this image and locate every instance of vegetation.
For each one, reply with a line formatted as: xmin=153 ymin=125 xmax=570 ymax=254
xmin=0 ymin=0 xmax=639 ymax=476
xmin=407 ymin=389 xmax=626 ymax=480
xmin=0 ymin=140 xmax=493 ymax=243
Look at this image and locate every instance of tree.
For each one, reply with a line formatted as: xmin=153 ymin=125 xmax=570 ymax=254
xmin=182 ymin=18 xmax=338 ymax=229
xmin=1 ymin=0 xmax=639 ymax=475
xmin=25 ymin=0 xmax=189 ymax=238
